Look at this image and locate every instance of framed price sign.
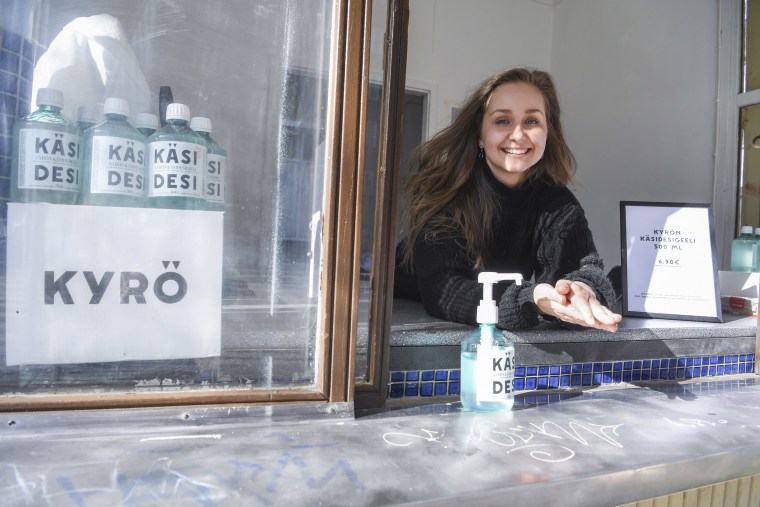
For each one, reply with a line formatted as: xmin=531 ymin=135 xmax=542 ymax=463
xmin=620 ymin=201 xmax=722 ymax=322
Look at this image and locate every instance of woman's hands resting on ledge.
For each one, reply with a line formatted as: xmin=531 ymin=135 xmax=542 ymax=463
xmin=533 ymin=280 xmax=622 ymax=332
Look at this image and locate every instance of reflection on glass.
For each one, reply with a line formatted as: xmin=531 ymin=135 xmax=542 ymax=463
xmin=355 ymin=0 xmax=385 ymax=382
xmin=738 ymin=103 xmax=760 ymax=233
xmin=742 ymin=0 xmax=760 ymax=92
xmin=0 ymin=0 xmax=334 ymax=395
xmin=356 ymin=87 xmax=426 ymax=382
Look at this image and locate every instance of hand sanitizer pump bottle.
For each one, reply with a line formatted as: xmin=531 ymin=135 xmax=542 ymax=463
xmin=460 ymin=272 xmax=522 ymax=411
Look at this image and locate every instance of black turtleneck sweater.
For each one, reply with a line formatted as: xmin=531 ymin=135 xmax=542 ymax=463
xmin=394 ymin=165 xmax=616 ymax=330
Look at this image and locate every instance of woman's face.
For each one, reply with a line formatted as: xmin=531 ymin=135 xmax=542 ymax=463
xmin=479 ymin=82 xmax=548 ymax=188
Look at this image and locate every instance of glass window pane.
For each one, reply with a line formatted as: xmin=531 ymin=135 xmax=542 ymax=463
xmin=355 ymin=0 xmax=386 ymax=381
xmin=0 ymin=0 xmax=334 ymax=397
xmin=356 ymin=0 xmax=426 ymax=385
xmin=743 ymin=0 xmax=760 ymax=92
xmin=737 ymin=103 xmax=760 ymax=231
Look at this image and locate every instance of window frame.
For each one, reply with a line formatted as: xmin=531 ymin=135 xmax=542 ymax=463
xmin=354 ymin=0 xmax=409 ymax=408
xmin=714 ymin=0 xmax=760 ymax=267
xmin=0 ymin=0 xmax=376 ymax=412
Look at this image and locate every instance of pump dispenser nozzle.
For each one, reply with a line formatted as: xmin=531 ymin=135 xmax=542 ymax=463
xmin=476 ymin=272 xmax=523 ymax=324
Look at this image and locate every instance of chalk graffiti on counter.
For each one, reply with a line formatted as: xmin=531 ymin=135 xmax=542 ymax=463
xmin=382 ymin=428 xmax=444 ymax=447
xmin=228 ymin=453 xmax=366 ymax=496
xmin=3 ymin=449 xmax=366 ymax=506
xmin=382 ymin=420 xmax=624 ymax=463
xmin=116 ymin=458 xmax=221 ymax=505
xmin=5 ymin=458 xmax=225 ymax=506
xmin=486 ymin=421 xmax=624 ymax=463
xmin=662 ymin=417 xmax=728 ymax=428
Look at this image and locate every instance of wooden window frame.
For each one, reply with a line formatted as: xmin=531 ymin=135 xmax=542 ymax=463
xmin=0 ymin=0 xmax=377 ymax=412
xmin=354 ymin=0 xmax=409 ymax=409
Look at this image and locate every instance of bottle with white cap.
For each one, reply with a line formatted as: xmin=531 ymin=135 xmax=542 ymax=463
xmin=11 ymin=87 xmax=81 ymax=204
xmin=76 ymin=106 xmax=100 ymax=134
xmin=146 ymin=103 xmax=206 ymax=210
xmin=80 ymin=97 xmax=146 ymax=207
xmin=731 ymin=226 xmax=757 ymax=272
xmin=190 ymin=116 xmax=226 ymax=212
xmin=134 ymin=113 xmax=159 ymax=138
xmin=460 ymin=272 xmax=523 ymax=411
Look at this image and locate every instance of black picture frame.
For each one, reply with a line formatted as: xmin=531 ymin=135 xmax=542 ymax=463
xmin=620 ymin=201 xmax=722 ymax=322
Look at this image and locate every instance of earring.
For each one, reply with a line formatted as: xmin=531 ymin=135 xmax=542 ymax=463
xmin=478 ymin=146 xmax=484 ymax=159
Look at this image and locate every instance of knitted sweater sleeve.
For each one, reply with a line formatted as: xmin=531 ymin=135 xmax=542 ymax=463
xmin=496 ymin=200 xmax=616 ymax=329
xmin=409 ymin=196 xmax=616 ymax=330
xmin=411 ymin=231 xmax=483 ymax=326
xmin=410 ymin=230 xmax=543 ymax=329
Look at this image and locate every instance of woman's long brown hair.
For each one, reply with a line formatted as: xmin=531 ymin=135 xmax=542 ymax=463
xmin=400 ymin=67 xmax=576 ymax=269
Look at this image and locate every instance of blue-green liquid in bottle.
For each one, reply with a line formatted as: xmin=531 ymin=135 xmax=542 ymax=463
xmin=80 ymin=103 xmax=146 ymax=208
xmin=731 ymin=226 xmax=757 ymax=272
xmin=11 ymin=89 xmax=81 ymax=205
xmin=460 ymin=324 xmax=515 ymax=411
xmin=76 ymin=105 xmax=99 ymax=135
xmin=192 ymin=118 xmax=226 ymax=212
xmin=135 ymin=112 xmax=158 ymax=139
xmin=146 ymin=104 xmax=206 ymax=210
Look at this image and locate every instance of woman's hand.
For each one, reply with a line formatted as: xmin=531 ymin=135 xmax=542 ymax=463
xmin=533 ymin=280 xmax=622 ymax=332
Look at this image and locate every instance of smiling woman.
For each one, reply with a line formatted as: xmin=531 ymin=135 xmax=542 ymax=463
xmin=394 ymin=67 xmax=621 ymax=332
xmin=479 ymin=82 xmax=548 ymax=188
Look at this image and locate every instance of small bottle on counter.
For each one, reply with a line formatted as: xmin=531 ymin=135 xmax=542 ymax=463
xmin=135 ymin=112 xmax=159 ymax=138
xmin=731 ymin=226 xmax=757 ymax=272
xmin=76 ymin=106 xmax=99 ymax=134
xmin=146 ymin=103 xmax=207 ymax=210
xmin=460 ymin=272 xmax=522 ymax=411
xmin=190 ymin=116 xmax=226 ymax=212
xmin=11 ymin=87 xmax=81 ymax=204
xmin=80 ymin=97 xmax=146 ymax=207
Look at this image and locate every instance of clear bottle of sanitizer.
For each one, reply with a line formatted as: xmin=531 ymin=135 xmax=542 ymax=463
xmin=76 ymin=106 xmax=99 ymax=134
xmin=190 ymin=116 xmax=226 ymax=212
xmin=460 ymin=272 xmax=522 ymax=411
xmin=731 ymin=226 xmax=756 ymax=272
xmin=80 ymin=97 xmax=146 ymax=207
xmin=147 ymin=103 xmax=207 ymax=210
xmin=134 ymin=113 xmax=159 ymax=139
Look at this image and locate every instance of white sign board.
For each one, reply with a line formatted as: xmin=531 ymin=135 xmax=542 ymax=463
xmin=6 ymin=203 xmax=223 ymax=365
xmin=620 ymin=202 xmax=721 ymax=322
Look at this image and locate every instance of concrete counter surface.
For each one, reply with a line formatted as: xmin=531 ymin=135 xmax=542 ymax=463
xmin=390 ymin=299 xmax=757 ymax=346
xmin=389 ymin=299 xmax=757 ymax=371
xmin=3 ymin=377 xmax=760 ymax=506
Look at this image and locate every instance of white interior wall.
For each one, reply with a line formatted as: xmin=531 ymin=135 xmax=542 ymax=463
xmin=551 ymin=0 xmax=719 ymax=271
xmin=404 ymin=0 xmax=719 ymax=273
xmin=406 ymin=0 xmax=554 ymax=134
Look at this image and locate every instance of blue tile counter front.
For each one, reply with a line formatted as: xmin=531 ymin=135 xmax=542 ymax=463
xmin=388 ymin=354 xmax=756 ymax=399
xmin=390 ymin=368 xmax=462 ymax=398
xmin=386 ymin=299 xmax=758 ymax=399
